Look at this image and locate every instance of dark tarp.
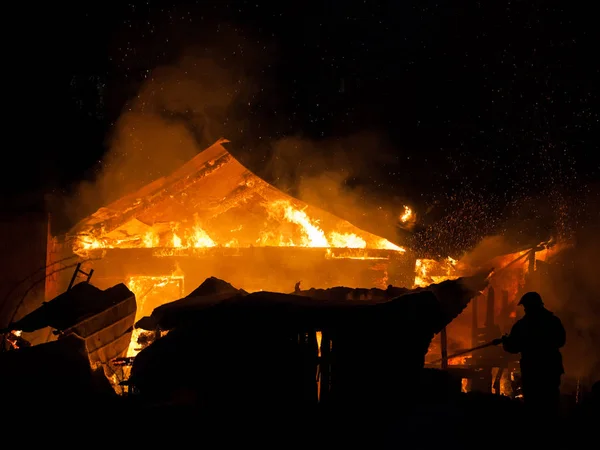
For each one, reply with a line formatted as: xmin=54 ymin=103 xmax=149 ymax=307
xmin=294 ymin=285 xmax=413 ymax=302
xmin=135 ymin=271 xmax=490 ymax=332
xmin=128 ymin=271 xmax=490 ymax=411
xmin=135 ymin=276 xmax=247 ymax=330
xmin=187 ymin=276 xmax=248 ymax=298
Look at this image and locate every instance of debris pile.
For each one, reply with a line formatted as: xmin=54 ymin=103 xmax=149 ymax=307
xmin=1 ymin=270 xmax=494 ymax=414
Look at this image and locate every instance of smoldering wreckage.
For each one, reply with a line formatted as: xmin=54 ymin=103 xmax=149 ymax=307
xmin=2 ymin=273 xmax=485 ymax=406
xmin=1 ymin=140 xmax=598 ymax=437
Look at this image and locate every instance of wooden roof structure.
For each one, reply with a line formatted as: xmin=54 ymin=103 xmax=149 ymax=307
xmin=67 ymin=139 xmax=404 ymax=251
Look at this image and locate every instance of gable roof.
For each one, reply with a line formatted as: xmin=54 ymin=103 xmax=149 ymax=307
xmin=68 ymin=139 xmax=404 ymax=253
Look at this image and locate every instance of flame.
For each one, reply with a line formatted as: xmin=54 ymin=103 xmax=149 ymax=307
xmin=172 ymin=233 xmax=182 ymax=248
xmin=316 ymin=331 xmax=322 ymax=357
xmin=329 ymin=231 xmax=366 ymax=249
xmin=144 ymin=231 xmax=159 ymax=248
xmin=262 ymin=200 xmax=404 ymax=251
xmin=414 ymin=256 xmax=459 ymax=288
xmin=190 ymin=225 xmax=216 ymax=248
xmin=448 ymin=356 xmax=469 ymax=365
xmin=125 ymin=274 xmax=184 ymax=358
xmin=73 ymin=199 xmax=404 ymax=257
xmin=76 ymin=234 xmax=106 ymax=251
xmin=5 ymin=330 xmax=25 ymax=350
xmin=399 ymin=205 xmax=413 ymax=223
xmin=126 ymin=328 xmax=145 ymax=358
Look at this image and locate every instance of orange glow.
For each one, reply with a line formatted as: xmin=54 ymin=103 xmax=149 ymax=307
xmin=125 ymin=274 xmax=184 ymax=358
xmin=448 ymin=356 xmax=469 ymax=365
xmin=73 ymin=198 xmax=404 ymax=257
xmin=414 ymin=256 xmax=459 ymax=288
xmin=399 ymin=205 xmax=414 ymax=223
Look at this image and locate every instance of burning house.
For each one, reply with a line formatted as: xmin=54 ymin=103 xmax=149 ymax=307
xmin=46 ymin=138 xmax=415 ymax=323
xmin=1 ymin=136 xmax=580 ymax=409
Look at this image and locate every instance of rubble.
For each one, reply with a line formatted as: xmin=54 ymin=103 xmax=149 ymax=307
xmin=135 ymin=276 xmax=247 ymax=330
xmin=187 ymin=276 xmax=248 ymax=297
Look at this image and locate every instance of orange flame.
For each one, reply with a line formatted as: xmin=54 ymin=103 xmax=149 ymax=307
xmin=73 ymin=199 xmax=404 ymax=256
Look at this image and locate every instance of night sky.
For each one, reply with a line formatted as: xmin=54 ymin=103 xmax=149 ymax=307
xmin=6 ymin=1 xmax=599 ymax=257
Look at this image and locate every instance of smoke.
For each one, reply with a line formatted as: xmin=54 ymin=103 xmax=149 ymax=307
xmin=52 ymin=41 xmax=259 ymax=230
xmin=539 ymin=186 xmax=600 ymax=382
xmin=533 ymin=222 xmax=600 ymax=383
xmin=438 ymin=184 xmax=600 ymax=383
xmin=261 ymin=134 xmax=413 ymax=245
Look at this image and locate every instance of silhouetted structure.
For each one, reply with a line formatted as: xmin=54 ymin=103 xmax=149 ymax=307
xmin=128 ymin=272 xmax=490 ymax=413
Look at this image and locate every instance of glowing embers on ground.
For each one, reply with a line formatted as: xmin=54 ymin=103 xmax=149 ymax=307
xmin=72 ymin=199 xmax=406 ymax=257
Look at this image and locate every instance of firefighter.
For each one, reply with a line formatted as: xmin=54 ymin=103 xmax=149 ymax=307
xmin=502 ymin=292 xmax=566 ymax=416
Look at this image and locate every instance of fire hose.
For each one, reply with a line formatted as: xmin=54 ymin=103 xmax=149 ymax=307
xmin=428 ymin=337 xmax=504 ymax=365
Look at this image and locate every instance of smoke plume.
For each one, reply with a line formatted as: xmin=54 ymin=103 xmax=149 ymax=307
xmin=539 ymin=189 xmax=600 ymax=383
xmin=54 ymin=43 xmax=258 ymax=229
xmin=261 ymin=134 xmax=413 ymax=246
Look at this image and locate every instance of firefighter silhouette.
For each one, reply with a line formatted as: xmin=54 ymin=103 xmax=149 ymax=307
xmin=502 ymin=292 xmax=566 ymax=416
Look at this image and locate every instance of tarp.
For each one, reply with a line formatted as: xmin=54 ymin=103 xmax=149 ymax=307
xmin=135 ymin=276 xmax=247 ymax=330
xmin=127 ymin=271 xmax=490 ymax=409
xmin=135 ymin=270 xmax=491 ymax=332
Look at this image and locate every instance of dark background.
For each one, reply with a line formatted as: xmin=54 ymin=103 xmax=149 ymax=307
xmin=4 ymin=1 xmax=599 ymax=257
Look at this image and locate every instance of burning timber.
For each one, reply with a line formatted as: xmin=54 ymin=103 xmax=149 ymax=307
xmin=126 ymin=271 xmax=490 ymax=412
